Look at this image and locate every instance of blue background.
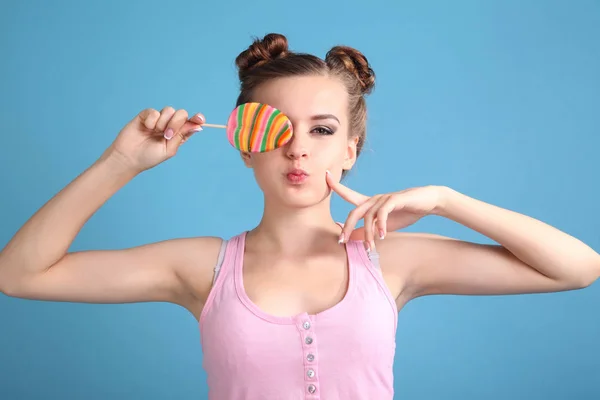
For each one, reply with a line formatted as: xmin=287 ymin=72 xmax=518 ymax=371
xmin=1 ymin=0 xmax=599 ymax=399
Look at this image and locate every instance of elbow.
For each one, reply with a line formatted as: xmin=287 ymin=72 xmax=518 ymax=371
xmin=0 ymin=256 xmax=10 ymax=296
xmin=0 ymin=266 xmax=7 ymax=296
xmin=0 ymin=282 xmax=15 ymax=297
xmin=0 ymin=276 xmax=27 ymax=299
xmin=585 ymin=261 xmax=600 ymax=287
xmin=567 ymin=259 xmax=600 ymax=289
xmin=583 ymin=257 xmax=600 ymax=287
xmin=574 ymin=275 xmax=596 ymax=290
xmin=0 ymin=264 xmax=21 ymax=298
xmin=0 ymin=278 xmax=13 ymax=297
xmin=0 ymin=253 xmax=37 ymax=298
xmin=0 ymin=272 xmax=15 ymax=297
xmin=0 ymin=264 xmax=33 ymax=298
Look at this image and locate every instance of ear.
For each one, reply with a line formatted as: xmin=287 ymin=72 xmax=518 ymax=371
xmin=240 ymin=151 xmax=252 ymax=168
xmin=342 ymin=136 xmax=359 ymax=170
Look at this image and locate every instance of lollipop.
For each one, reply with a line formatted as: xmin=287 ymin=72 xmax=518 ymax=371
xmin=202 ymin=102 xmax=293 ymax=152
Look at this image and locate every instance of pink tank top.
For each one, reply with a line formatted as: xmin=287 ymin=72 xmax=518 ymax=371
xmin=199 ymin=231 xmax=398 ymax=399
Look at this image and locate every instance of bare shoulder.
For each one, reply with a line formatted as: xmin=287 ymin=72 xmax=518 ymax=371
xmin=166 ymin=235 xmax=225 ymax=316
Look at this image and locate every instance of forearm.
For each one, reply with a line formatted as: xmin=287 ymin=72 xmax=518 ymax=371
xmin=437 ymin=187 xmax=600 ymax=285
xmin=0 ymin=151 xmax=138 ymax=282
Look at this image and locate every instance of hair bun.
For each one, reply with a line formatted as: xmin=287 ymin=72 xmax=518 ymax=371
xmin=325 ymin=46 xmax=375 ymax=95
xmin=235 ymin=33 xmax=289 ymax=80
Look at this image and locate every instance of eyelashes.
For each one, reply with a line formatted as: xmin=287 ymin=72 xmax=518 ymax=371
xmin=312 ymin=126 xmax=335 ymax=135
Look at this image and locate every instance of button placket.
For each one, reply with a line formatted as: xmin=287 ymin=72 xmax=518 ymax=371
xmin=304 ymin=363 xmax=318 ymax=382
xmin=297 ymin=316 xmax=319 ymax=399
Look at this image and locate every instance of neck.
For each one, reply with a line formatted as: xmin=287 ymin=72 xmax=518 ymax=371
xmin=247 ymin=196 xmax=342 ymax=255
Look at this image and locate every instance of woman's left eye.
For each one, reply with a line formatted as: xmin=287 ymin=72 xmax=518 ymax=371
xmin=312 ymin=126 xmax=334 ymax=135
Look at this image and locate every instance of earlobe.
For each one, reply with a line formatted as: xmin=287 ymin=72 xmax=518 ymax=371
xmin=342 ymin=158 xmax=356 ymax=171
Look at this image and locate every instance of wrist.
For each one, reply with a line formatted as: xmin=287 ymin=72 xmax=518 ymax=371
xmin=96 ymin=148 xmax=141 ymax=181
xmin=432 ymin=185 xmax=459 ymax=217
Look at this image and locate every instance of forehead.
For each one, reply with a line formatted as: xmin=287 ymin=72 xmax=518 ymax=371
xmin=250 ymin=75 xmax=348 ymax=123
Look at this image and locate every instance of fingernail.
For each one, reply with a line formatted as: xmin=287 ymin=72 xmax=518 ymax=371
xmin=338 ymin=232 xmax=345 ymax=244
xmin=326 ymin=170 xmax=331 ymax=175
xmin=379 ymin=229 xmax=385 ymax=240
xmin=164 ymin=128 xmax=174 ymax=140
xmin=196 ymin=114 xmax=205 ymax=123
xmin=365 ymin=242 xmax=371 ymax=253
xmin=189 ymin=126 xmax=203 ymax=133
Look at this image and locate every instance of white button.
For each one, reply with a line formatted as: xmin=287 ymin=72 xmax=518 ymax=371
xmin=307 ymin=369 xmax=315 ymax=378
xmin=303 ymin=321 xmax=311 ymax=330
xmin=305 ymin=337 xmax=313 ymax=345
xmin=308 ymin=384 xmax=316 ymax=394
xmin=307 ymin=353 xmax=314 ymax=362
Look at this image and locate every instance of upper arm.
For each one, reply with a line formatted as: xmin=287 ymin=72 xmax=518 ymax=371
xmin=2 ymin=236 xmax=223 ymax=309
xmin=378 ymin=232 xmax=586 ymax=302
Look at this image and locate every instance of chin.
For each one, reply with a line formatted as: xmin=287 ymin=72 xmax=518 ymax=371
xmin=280 ymin=195 xmax=323 ymax=209
xmin=278 ymin=186 xmax=325 ymax=208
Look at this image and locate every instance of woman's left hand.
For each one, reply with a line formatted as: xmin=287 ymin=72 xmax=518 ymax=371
xmin=325 ymin=171 xmax=449 ymax=250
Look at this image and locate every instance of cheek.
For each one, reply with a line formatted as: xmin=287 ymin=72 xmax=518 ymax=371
xmin=249 ymin=153 xmax=282 ymax=180
xmin=249 ymin=151 xmax=280 ymax=168
xmin=314 ymin=141 xmax=347 ymax=165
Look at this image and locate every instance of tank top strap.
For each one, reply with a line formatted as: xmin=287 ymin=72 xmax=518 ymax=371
xmin=200 ymin=233 xmax=244 ymax=324
xmin=335 ymin=221 xmax=381 ymax=271
xmin=346 ymin=239 xmax=398 ymax=322
xmin=212 ymin=239 xmax=228 ymax=285
xmin=346 ymin=239 xmax=381 ymax=272
xmin=366 ymin=246 xmax=381 ymax=270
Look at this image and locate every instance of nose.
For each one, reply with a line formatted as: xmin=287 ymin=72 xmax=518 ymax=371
xmin=285 ymin=133 xmax=309 ymax=160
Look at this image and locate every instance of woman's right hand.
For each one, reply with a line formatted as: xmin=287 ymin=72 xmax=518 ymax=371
xmin=104 ymin=106 xmax=205 ymax=174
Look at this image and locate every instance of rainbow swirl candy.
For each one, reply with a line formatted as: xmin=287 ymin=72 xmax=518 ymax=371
xmin=226 ymin=102 xmax=293 ymax=152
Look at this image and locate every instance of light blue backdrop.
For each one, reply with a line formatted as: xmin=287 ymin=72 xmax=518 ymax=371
xmin=1 ymin=0 xmax=598 ymax=399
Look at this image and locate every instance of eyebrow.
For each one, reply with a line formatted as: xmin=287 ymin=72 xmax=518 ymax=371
xmin=310 ymin=114 xmax=340 ymax=124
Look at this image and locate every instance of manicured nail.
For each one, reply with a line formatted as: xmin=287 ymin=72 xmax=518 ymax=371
xmin=338 ymin=232 xmax=345 ymax=244
xmin=189 ymin=126 xmax=203 ymax=133
xmin=326 ymin=170 xmax=331 ymax=175
xmin=379 ymin=229 xmax=385 ymax=240
xmin=164 ymin=128 xmax=174 ymax=140
xmin=365 ymin=242 xmax=371 ymax=253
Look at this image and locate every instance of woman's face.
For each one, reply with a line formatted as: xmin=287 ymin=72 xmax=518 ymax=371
xmin=242 ymin=75 xmax=358 ymax=209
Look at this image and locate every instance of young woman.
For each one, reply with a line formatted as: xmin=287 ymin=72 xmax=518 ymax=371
xmin=1 ymin=33 xmax=598 ymax=399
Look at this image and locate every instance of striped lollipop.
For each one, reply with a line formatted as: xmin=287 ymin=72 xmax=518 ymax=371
xmin=201 ymin=102 xmax=293 ymax=152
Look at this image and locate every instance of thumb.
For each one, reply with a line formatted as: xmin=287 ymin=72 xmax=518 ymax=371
xmin=165 ymin=124 xmax=202 ymax=155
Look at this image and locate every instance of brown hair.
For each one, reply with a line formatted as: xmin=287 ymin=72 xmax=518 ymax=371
xmin=234 ymin=33 xmax=375 ymax=162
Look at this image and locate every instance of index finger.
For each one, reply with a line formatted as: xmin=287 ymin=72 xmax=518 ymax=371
xmin=181 ymin=113 xmax=206 ymax=132
xmin=171 ymin=113 xmax=206 ymax=138
xmin=325 ymin=170 xmax=370 ymax=206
